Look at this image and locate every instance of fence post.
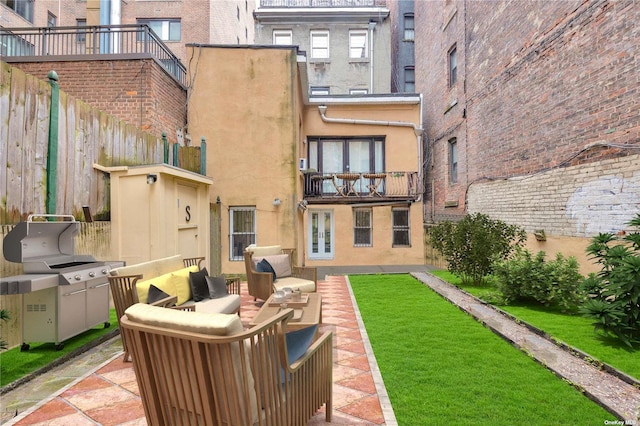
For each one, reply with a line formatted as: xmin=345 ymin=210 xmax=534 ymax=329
xmin=46 ymin=71 xmax=59 ymax=216
xmin=162 ymin=132 xmax=169 ymax=163
xmin=200 ymin=137 xmax=207 ymax=175
xmin=173 ymin=143 xmax=179 ymax=167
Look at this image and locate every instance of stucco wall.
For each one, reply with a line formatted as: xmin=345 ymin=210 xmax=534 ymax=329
xmin=186 ymin=45 xmax=300 ymax=274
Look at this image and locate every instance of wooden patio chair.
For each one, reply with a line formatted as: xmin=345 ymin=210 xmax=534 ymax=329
xmin=243 ymin=247 xmax=317 ymax=301
xmin=120 ymin=303 xmax=333 ymax=426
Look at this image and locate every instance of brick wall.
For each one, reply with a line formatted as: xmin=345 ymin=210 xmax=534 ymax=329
xmin=417 ymin=0 xmax=640 ymax=227
xmin=10 ymin=59 xmax=187 ymax=144
xmin=468 ymin=153 xmax=640 ymax=238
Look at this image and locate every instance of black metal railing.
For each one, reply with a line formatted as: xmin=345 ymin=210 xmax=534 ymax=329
xmin=303 ymin=171 xmax=419 ymax=201
xmin=260 ymin=0 xmax=384 ymax=7
xmin=0 ymin=24 xmax=186 ymax=86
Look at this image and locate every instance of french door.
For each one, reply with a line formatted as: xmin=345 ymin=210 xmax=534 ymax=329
xmin=308 ymin=210 xmax=333 ymax=259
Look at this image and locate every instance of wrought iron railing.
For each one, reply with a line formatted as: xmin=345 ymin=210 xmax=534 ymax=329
xmin=260 ymin=0 xmax=385 ymax=7
xmin=0 ymin=24 xmax=186 ymax=86
xmin=303 ymin=171 xmax=419 ymax=201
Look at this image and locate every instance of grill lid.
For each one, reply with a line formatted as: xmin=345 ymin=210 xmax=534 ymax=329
xmin=3 ymin=214 xmax=79 ymax=264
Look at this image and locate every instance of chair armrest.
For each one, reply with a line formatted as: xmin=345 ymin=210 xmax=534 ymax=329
xmin=249 ymin=271 xmax=275 ymax=301
xmin=292 ymin=266 xmax=317 ymax=284
xmin=149 ymin=295 xmax=178 ymax=308
xmin=287 ymin=331 xmax=333 ymax=371
xmin=183 ymin=257 xmax=205 ymax=269
xmin=225 ymin=277 xmax=241 ymax=295
xmin=170 ymin=305 xmax=196 ymax=312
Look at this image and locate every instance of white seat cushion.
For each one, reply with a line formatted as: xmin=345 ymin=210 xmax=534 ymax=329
xmin=124 ymin=303 xmax=243 ymax=335
xmin=182 ymin=294 xmax=241 ymax=315
xmin=274 ymin=277 xmax=315 ymax=293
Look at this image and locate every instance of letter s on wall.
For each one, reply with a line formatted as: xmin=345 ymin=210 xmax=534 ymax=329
xmin=185 ymin=205 xmax=191 ymax=222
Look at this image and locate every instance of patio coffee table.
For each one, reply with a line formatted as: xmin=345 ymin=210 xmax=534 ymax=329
xmin=250 ymin=293 xmax=322 ymax=331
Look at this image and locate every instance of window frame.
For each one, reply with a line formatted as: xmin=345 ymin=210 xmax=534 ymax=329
xmin=229 ymin=206 xmax=256 ymax=261
xmin=403 ymin=14 xmax=415 ymax=41
xmin=273 ymin=29 xmax=292 ymax=45
xmin=348 ymin=29 xmax=368 ymax=59
xmin=47 ymin=11 xmax=57 ymax=27
xmin=76 ymin=19 xmax=87 ymax=43
xmin=353 ymin=208 xmax=373 ymax=247
xmin=448 ymin=44 xmax=457 ymax=87
xmin=349 ymin=88 xmax=368 ymax=95
xmin=449 ymin=138 xmax=458 ymax=184
xmin=3 ymin=0 xmax=34 ymax=23
xmin=310 ymin=30 xmax=330 ymax=60
xmin=137 ymin=18 xmax=182 ymax=42
xmin=307 ymin=136 xmax=385 ymax=175
xmin=404 ymin=66 xmax=415 ymax=93
xmin=392 ymin=207 xmax=411 ymax=247
xmin=310 ymin=86 xmax=330 ymax=96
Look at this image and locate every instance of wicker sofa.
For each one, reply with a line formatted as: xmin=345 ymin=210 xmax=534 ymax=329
xmin=243 ymin=245 xmax=317 ymax=301
xmin=109 ymin=255 xmax=241 ymax=361
xmin=121 ymin=302 xmax=333 ymax=425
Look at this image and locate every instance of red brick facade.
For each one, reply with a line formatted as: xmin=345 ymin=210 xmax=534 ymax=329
xmin=10 ymin=59 xmax=187 ymax=144
xmin=416 ymin=0 xmax=640 ymax=223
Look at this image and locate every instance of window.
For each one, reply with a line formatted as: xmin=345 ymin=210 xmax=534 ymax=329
xmin=2 ymin=0 xmax=34 ymax=23
xmin=137 ymin=19 xmax=181 ymax=42
xmin=404 ymin=14 xmax=414 ymax=41
xmin=310 ymin=86 xmax=330 ymax=95
xmin=448 ymin=44 xmax=457 ymax=86
xmin=308 ymin=137 xmax=384 ymax=193
xmin=449 ymin=138 xmax=458 ymax=183
xmin=353 ymin=208 xmax=372 ymax=247
xmin=404 ymin=66 xmax=415 ymax=92
xmin=47 ymin=11 xmax=56 ymax=27
xmin=229 ymin=207 xmax=256 ymax=261
xmin=392 ymin=208 xmax=410 ymax=247
xmin=76 ymin=19 xmax=86 ymax=43
xmin=310 ymin=30 xmax=329 ymax=59
xmin=273 ymin=30 xmax=292 ymax=45
xmin=349 ymin=30 xmax=367 ymax=59
xmin=349 ymin=89 xmax=368 ymax=95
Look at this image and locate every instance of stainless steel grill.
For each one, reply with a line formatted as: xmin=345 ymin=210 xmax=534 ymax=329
xmin=1 ymin=214 xmax=120 ymax=350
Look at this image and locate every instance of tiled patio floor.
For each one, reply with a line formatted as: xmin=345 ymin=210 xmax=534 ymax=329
xmin=8 ymin=275 xmax=396 ymax=425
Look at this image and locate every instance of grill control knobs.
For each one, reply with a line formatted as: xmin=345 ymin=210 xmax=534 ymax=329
xmin=89 ymin=271 xmax=96 ymax=278
xmin=74 ymin=275 xmax=81 ymax=281
xmin=101 ymin=269 xmax=108 ymax=275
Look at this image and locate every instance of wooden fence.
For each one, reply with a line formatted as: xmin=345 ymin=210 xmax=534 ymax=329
xmin=0 ymin=61 xmax=202 ymax=225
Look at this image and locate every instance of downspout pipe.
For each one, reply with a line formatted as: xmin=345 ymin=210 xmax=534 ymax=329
xmin=368 ymin=21 xmax=376 ymax=93
xmin=318 ymin=105 xmax=424 ymax=202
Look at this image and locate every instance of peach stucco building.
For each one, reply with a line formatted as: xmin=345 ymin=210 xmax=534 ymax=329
xmin=186 ymin=45 xmax=424 ymax=274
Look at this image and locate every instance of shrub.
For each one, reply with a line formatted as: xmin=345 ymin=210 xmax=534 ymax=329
xmin=493 ymin=248 xmax=586 ymax=310
xmin=429 ymin=213 xmax=527 ymax=285
xmin=580 ymin=214 xmax=640 ymax=348
xmin=0 ymin=309 xmax=9 ymax=351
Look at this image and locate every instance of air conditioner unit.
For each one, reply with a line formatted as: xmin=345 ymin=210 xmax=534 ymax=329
xmin=299 ymin=158 xmax=307 ymax=171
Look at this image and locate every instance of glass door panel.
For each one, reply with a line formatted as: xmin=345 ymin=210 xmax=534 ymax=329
xmin=309 ymin=210 xmax=333 ymax=259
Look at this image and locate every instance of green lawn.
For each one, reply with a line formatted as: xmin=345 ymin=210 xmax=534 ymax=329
xmin=350 ymin=274 xmax=614 ymax=425
xmin=0 ymin=309 xmax=118 ymax=388
xmin=430 ymin=270 xmax=640 ymax=380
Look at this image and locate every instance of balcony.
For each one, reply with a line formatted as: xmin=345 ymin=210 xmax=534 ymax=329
xmin=260 ymin=0 xmax=387 ymax=7
xmin=303 ymin=171 xmax=420 ymax=203
xmin=0 ymin=24 xmax=186 ymax=86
